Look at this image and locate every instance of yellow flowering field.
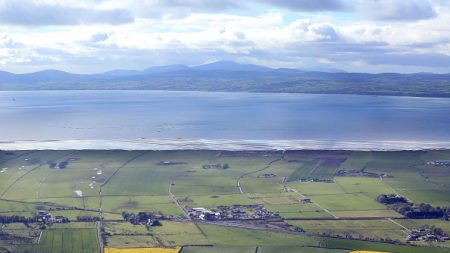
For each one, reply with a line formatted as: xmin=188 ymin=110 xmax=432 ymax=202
xmin=105 ymin=247 xmax=181 ymax=253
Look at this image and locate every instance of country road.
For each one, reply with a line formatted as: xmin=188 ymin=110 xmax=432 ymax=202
xmin=237 ymin=151 xmax=285 ymax=194
xmin=168 ymin=174 xmax=190 ymax=219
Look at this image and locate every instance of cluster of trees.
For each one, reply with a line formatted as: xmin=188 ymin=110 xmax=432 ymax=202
xmin=393 ymin=203 xmax=447 ymax=219
xmin=0 ymin=215 xmax=36 ymax=224
xmin=377 ymin=194 xmax=449 ymax=219
xmin=426 ymin=225 xmax=446 ymax=236
xmin=202 ymin=163 xmax=229 ymax=170
xmin=121 ymin=212 xmax=161 ymax=227
xmin=313 ymin=231 xmax=402 ymax=244
xmin=377 ymin=194 xmax=408 ymax=204
xmin=48 ymin=160 xmax=70 ymax=169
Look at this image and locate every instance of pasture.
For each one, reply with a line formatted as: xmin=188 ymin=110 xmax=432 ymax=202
xmin=16 ymin=226 xmax=99 ymax=253
xmin=1 ymin=150 xmax=450 ymax=252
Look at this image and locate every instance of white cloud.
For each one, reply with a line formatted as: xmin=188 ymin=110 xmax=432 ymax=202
xmin=0 ymin=0 xmax=133 ymax=26
xmin=0 ymin=0 xmax=449 ymax=73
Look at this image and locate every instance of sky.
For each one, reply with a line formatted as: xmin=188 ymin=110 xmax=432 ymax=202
xmin=0 ymin=0 xmax=449 ymax=74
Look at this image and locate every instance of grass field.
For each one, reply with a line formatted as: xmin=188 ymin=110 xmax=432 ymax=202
xmin=181 ymin=246 xmax=347 ymax=253
xmin=2 ymin=150 xmax=450 ymax=252
xmin=105 ymin=247 xmax=180 ymax=253
xmin=104 ymin=221 xmax=209 ymax=248
xmin=181 ymin=246 xmax=256 ymax=253
xmin=289 ymin=220 xmax=406 ymax=242
xmin=17 ymin=227 xmax=99 ymax=253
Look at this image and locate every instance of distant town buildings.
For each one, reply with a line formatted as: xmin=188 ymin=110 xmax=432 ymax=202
xmin=35 ymin=211 xmax=69 ymax=224
xmin=407 ymin=227 xmax=449 ymax=242
xmin=187 ymin=205 xmax=280 ymax=221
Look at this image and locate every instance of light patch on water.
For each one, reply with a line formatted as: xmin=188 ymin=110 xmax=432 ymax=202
xmin=1 ymin=139 xmax=450 ymax=151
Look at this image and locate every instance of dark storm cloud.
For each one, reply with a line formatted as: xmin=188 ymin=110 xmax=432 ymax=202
xmin=0 ymin=1 xmax=134 ymax=26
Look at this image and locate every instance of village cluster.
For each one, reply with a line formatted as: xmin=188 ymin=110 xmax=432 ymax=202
xmin=35 ymin=211 xmax=69 ymax=224
xmin=187 ymin=205 xmax=281 ymax=221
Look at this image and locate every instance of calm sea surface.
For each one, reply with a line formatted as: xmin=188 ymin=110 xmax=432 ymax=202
xmin=1 ymin=91 xmax=450 ymax=143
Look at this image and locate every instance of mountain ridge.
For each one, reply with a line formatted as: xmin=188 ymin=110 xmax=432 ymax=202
xmin=0 ymin=61 xmax=449 ymax=98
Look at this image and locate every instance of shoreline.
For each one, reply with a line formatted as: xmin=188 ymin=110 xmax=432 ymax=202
xmin=2 ymin=89 xmax=450 ymax=99
xmin=1 ymin=139 xmax=450 ymax=151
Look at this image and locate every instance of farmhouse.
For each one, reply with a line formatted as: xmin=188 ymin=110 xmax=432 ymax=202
xmin=300 ymin=199 xmax=312 ymax=204
xmin=36 ymin=211 xmax=52 ymax=221
xmin=35 ymin=212 xmax=69 ymax=224
xmin=53 ymin=216 xmax=70 ymax=223
xmin=283 ymin=187 xmax=295 ymax=192
xmin=298 ymin=178 xmax=335 ymax=183
xmin=259 ymin=173 xmax=276 ymax=178
xmin=188 ymin=207 xmax=221 ymax=220
xmin=407 ymin=228 xmax=450 ymax=242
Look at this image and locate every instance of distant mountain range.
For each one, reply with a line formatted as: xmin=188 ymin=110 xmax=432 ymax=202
xmin=1 ymin=61 xmax=450 ymax=97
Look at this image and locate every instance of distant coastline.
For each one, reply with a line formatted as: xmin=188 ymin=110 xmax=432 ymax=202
xmin=2 ymin=139 xmax=450 ymax=151
xmin=1 ymin=61 xmax=449 ymax=98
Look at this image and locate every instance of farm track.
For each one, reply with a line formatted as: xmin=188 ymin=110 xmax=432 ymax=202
xmin=234 ymin=151 xmax=338 ymax=219
xmin=97 ymin=150 xmax=149 ymax=251
xmin=99 ymin=151 xmax=150 ymax=188
xmin=378 ymin=176 xmax=412 ymax=202
xmin=0 ymin=151 xmax=77 ymax=198
xmin=237 ymin=151 xmax=286 ymax=194
xmin=168 ymin=172 xmax=189 ymax=219
xmin=309 ymin=159 xmax=325 ymax=175
xmin=387 ymin=218 xmax=411 ymax=233
xmin=288 ymin=188 xmax=339 ymax=219
xmin=168 ymin=172 xmax=210 ymax=242
xmin=98 ymin=151 xmax=150 ymax=215
xmin=96 ymin=221 xmax=104 ymax=253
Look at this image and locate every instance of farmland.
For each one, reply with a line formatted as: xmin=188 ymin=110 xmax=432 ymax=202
xmin=16 ymin=223 xmax=99 ymax=253
xmin=1 ymin=150 xmax=450 ymax=252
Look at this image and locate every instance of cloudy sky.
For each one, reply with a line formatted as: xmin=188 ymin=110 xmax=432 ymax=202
xmin=0 ymin=0 xmax=449 ymax=73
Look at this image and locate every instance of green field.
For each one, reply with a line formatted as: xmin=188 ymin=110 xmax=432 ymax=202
xmin=181 ymin=246 xmax=347 ymax=253
xmin=17 ymin=226 xmax=99 ymax=253
xmin=1 ymin=150 xmax=450 ymax=252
